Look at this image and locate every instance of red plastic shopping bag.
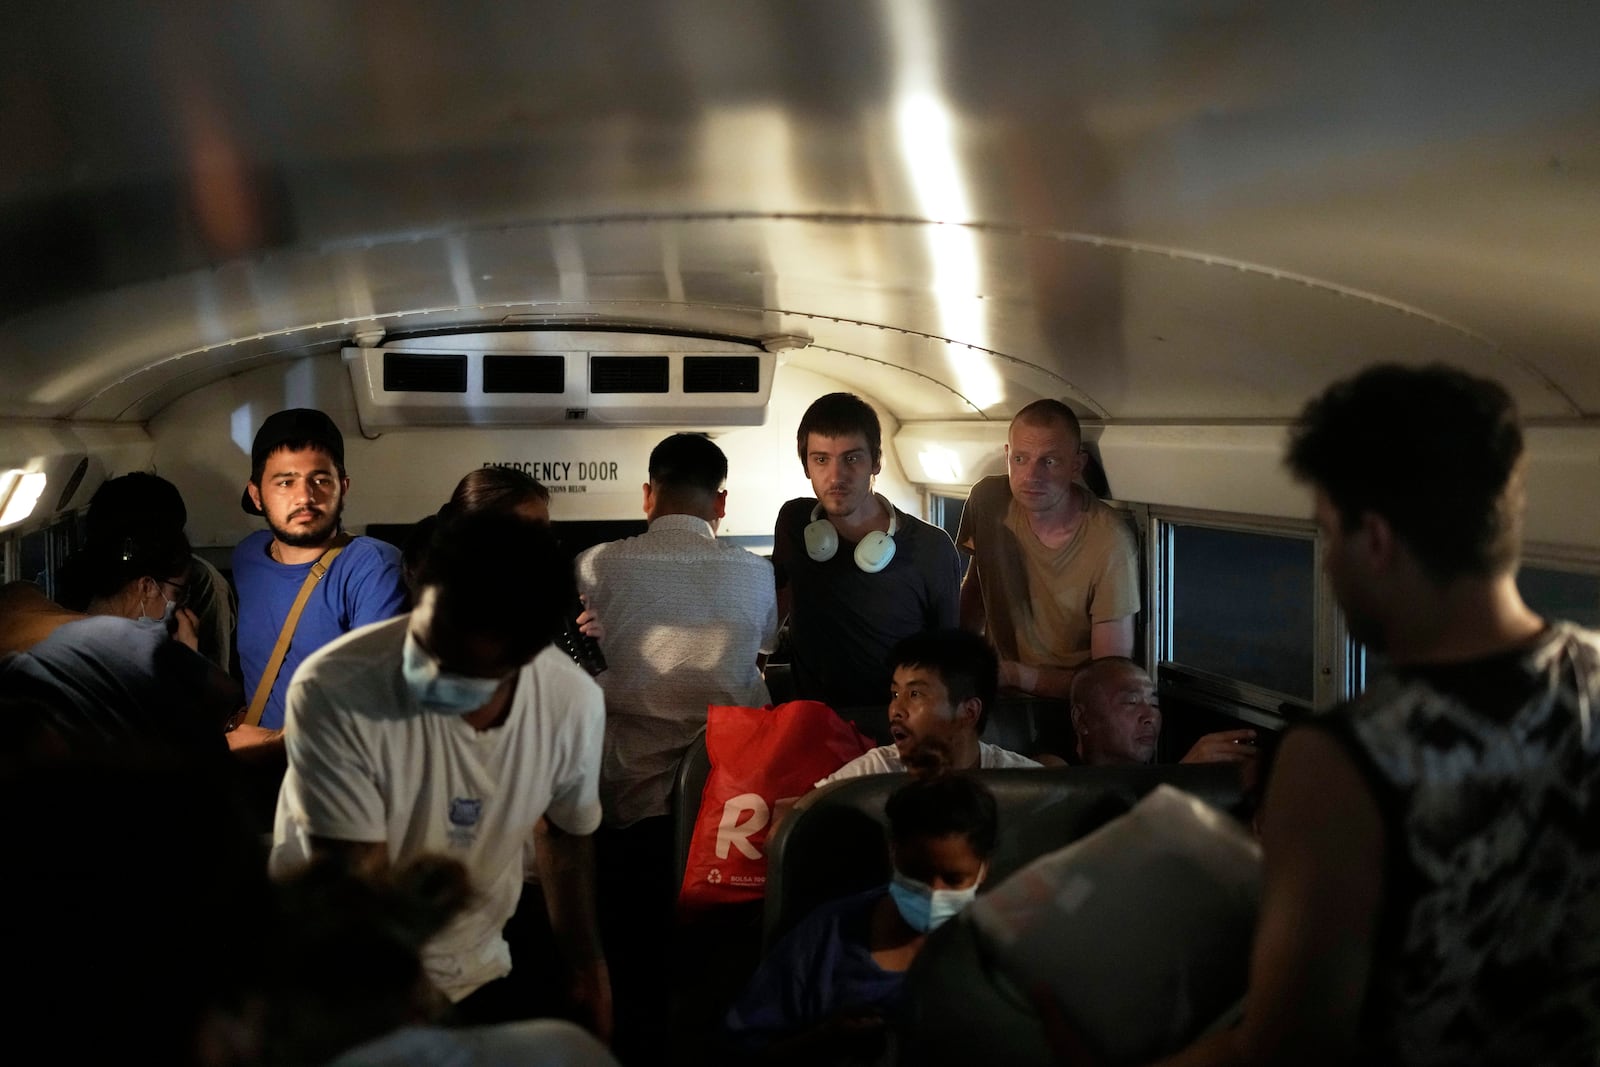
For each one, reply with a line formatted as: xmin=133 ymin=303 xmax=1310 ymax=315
xmin=678 ymin=700 xmax=874 ymax=911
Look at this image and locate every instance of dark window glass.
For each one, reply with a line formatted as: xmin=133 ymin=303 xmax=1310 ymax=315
xmin=931 ymin=493 xmax=962 ymax=544
xmin=1362 ymin=564 xmax=1600 ymax=690
xmin=19 ymin=527 xmax=49 ymax=589
xmin=1171 ymin=525 xmax=1315 ymax=700
xmin=931 ymin=493 xmax=970 ymax=577
xmin=1518 ymin=565 xmax=1600 ymax=630
xmin=1359 ymin=646 xmax=1386 ymax=691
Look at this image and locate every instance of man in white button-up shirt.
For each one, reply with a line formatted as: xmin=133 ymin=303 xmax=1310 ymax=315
xmin=577 ymin=432 xmax=780 ymax=829
xmin=575 ymin=431 xmax=779 ymax=1059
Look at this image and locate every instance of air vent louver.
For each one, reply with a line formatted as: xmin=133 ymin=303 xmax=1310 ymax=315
xmin=383 ymin=353 xmax=467 ymax=393
xmin=55 ymin=457 xmax=89 ymax=511
xmin=683 ymin=355 xmax=761 ymax=393
xmin=345 ymin=335 xmax=775 ymax=428
xmin=590 ymin=356 xmax=669 ymax=393
xmin=483 ymin=355 xmax=565 ymax=393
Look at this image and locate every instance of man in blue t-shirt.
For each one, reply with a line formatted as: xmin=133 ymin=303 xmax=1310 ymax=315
xmin=232 ymin=408 xmax=406 ymax=738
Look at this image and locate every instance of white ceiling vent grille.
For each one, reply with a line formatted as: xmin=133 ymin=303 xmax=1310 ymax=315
xmin=343 ymin=330 xmax=775 ymax=428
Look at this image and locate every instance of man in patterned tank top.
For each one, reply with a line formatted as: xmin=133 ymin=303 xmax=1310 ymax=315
xmin=1145 ymin=365 xmax=1599 ymax=1067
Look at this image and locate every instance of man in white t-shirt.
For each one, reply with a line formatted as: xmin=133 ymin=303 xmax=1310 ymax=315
xmin=817 ymin=629 xmax=1040 ymax=787
xmin=270 ymin=512 xmax=610 ymax=1039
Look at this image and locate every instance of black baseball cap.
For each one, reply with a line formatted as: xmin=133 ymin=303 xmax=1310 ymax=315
xmin=239 ymin=408 xmax=346 ymax=515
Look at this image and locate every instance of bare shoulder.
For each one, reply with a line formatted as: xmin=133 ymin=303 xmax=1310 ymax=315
xmin=1263 ymin=727 xmax=1384 ymax=865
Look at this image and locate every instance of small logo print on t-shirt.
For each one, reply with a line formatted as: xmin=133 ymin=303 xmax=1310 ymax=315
xmin=449 ymin=797 xmax=483 ymax=827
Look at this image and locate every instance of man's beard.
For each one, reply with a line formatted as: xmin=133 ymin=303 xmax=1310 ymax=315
xmin=269 ymin=499 xmax=344 ymax=548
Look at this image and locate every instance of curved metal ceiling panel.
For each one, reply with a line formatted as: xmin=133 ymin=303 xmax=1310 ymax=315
xmin=3 ymin=1 xmax=1596 ymax=422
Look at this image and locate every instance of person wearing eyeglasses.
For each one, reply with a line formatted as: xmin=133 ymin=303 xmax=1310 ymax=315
xmin=53 ymin=471 xmax=236 ymax=671
xmin=0 ymin=523 xmax=241 ymax=755
xmin=71 ymin=524 xmax=201 ymax=650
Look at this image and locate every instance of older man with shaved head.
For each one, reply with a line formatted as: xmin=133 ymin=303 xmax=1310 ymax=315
xmin=1069 ymin=657 xmax=1258 ymax=770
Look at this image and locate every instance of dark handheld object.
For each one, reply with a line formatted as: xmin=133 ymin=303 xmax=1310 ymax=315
xmin=558 ymin=601 xmax=607 ymax=676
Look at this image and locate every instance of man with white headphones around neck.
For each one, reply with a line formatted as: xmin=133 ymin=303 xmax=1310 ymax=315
xmin=772 ymin=392 xmax=963 ymax=709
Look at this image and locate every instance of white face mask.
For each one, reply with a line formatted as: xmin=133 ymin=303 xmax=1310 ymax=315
xmin=137 ymin=590 xmax=177 ymax=627
xmin=401 ymin=629 xmax=506 ymax=715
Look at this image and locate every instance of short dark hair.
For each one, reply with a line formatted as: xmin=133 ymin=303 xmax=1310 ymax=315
xmin=649 ymin=433 xmax=727 ymax=496
xmin=248 ymin=409 xmax=347 ymax=484
xmin=270 ymin=855 xmax=471 ymax=1063
xmin=796 ymin=392 xmax=882 ymax=467
xmin=1012 ymin=399 xmax=1083 ymax=446
xmin=885 ymin=766 xmax=1000 ymax=860
xmin=62 ymin=525 xmax=192 ymax=606
xmin=59 ymin=473 xmax=193 ymax=609
xmin=417 ymin=511 xmax=573 ymax=660
xmin=1286 ymin=364 xmax=1525 ymax=581
xmin=87 ymin=473 xmax=187 ymax=535
xmin=445 ymin=467 xmax=551 ymax=519
xmin=399 ymin=513 xmax=438 ymax=597
xmin=888 ymin=629 xmax=1000 ymax=734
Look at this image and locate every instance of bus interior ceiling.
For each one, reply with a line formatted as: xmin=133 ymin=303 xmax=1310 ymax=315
xmin=2 ymin=2 xmax=1598 ymax=560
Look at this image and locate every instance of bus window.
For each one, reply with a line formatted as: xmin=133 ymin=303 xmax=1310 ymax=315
xmin=1359 ymin=563 xmax=1600 ymax=691
xmin=1518 ymin=565 xmax=1600 ymax=630
xmin=1163 ymin=521 xmax=1317 ymax=703
xmin=17 ymin=526 xmax=49 ymax=592
xmin=930 ymin=492 xmax=970 ymax=576
xmin=930 ymin=492 xmax=962 ymax=543
xmin=3 ymin=513 xmax=86 ymax=598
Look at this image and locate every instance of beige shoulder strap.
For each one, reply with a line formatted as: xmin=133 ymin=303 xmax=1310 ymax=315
xmin=243 ymin=535 xmax=351 ymax=728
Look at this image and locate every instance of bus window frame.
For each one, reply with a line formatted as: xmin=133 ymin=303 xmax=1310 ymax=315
xmin=1 ymin=510 xmax=86 ymax=599
xmin=1520 ymin=542 xmax=1600 ymax=581
xmin=1145 ymin=505 xmax=1345 ymax=715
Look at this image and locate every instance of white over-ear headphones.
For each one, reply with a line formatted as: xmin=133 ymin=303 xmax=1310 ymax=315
xmin=803 ymin=493 xmax=899 ymax=573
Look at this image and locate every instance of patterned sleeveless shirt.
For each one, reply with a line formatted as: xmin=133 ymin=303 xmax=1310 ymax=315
xmin=1314 ymin=622 xmax=1600 ymax=1066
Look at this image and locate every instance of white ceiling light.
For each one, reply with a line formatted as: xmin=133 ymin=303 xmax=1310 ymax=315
xmin=917 ymin=446 xmax=964 ymax=484
xmin=0 ymin=470 xmax=48 ymax=529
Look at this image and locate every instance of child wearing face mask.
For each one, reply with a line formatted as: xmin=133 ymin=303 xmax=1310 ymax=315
xmin=723 ymin=743 xmax=998 ymax=1064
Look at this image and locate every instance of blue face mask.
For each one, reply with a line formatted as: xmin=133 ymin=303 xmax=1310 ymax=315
xmin=889 ymin=868 xmax=983 ymax=933
xmin=401 ymin=629 xmax=506 ymax=715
